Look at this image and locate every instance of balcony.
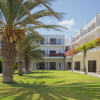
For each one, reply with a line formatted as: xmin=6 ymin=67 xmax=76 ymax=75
xmin=71 ymin=15 xmax=100 ymax=44
xmin=40 ymin=42 xmax=64 ymax=45
xmin=49 ymin=53 xmax=64 ymax=57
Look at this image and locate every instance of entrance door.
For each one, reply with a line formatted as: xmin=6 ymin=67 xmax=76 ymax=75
xmin=88 ymin=61 xmax=96 ymax=72
xmin=75 ymin=62 xmax=80 ymax=70
xmin=66 ymin=62 xmax=71 ymax=70
xmin=50 ymin=62 xmax=56 ymax=69
xmin=39 ymin=62 xmax=45 ymax=69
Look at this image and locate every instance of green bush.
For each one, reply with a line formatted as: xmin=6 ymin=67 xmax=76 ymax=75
xmin=73 ymin=37 xmax=100 ymax=54
xmin=14 ymin=63 xmax=17 ymax=70
xmin=75 ymin=46 xmax=81 ymax=53
xmin=80 ymin=43 xmax=87 ymax=52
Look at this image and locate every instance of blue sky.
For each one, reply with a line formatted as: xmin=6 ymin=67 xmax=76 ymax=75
xmin=33 ymin=0 xmax=100 ymax=39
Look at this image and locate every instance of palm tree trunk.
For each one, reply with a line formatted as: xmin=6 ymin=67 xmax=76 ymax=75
xmin=17 ymin=50 xmax=23 ymax=75
xmin=1 ymin=35 xmax=16 ymax=82
xmin=25 ymin=57 xmax=30 ymax=72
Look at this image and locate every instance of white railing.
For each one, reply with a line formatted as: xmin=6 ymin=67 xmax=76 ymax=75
xmin=40 ymin=43 xmax=64 ymax=45
xmin=71 ymin=21 xmax=98 ymax=44
xmin=97 ymin=19 xmax=100 ymax=27
xmin=81 ymin=30 xmax=87 ymax=37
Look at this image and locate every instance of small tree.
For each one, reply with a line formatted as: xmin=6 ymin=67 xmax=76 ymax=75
xmin=81 ymin=44 xmax=87 ymax=74
xmin=64 ymin=48 xmax=76 ymax=71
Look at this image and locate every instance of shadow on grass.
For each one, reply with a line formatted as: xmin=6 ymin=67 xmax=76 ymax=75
xmin=1 ymin=81 xmax=100 ymax=100
xmin=22 ymin=75 xmax=57 ymax=80
xmin=30 ymin=71 xmax=53 ymax=74
xmin=14 ymin=70 xmax=53 ymax=76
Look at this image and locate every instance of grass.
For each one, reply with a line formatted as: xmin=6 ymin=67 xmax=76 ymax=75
xmin=0 ymin=70 xmax=100 ymax=100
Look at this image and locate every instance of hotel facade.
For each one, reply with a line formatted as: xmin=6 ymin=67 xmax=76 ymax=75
xmin=30 ymin=35 xmax=71 ymax=70
xmin=30 ymin=14 xmax=100 ymax=74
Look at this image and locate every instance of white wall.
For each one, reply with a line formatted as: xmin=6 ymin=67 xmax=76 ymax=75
xmin=73 ymin=55 xmax=84 ymax=71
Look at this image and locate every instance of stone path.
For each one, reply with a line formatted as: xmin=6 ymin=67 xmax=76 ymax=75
xmin=68 ymin=70 xmax=100 ymax=78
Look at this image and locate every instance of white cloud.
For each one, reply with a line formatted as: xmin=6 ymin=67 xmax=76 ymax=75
xmin=58 ymin=19 xmax=75 ymax=26
xmin=66 ymin=26 xmax=71 ymax=30
xmin=58 ymin=19 xmax=78 ymax=33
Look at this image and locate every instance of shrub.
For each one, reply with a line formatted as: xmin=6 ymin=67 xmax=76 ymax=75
xmin=75 ymin=46 xmax=81 ymax=53
xmin=14 ymin=63 xmax=17 ymax=70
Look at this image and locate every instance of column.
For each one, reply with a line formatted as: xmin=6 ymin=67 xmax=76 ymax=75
xmin=48 ymin=62 xmax=49 ymax=70
xmin=45 ymin=62 xmax=47 ymax=70
xmin=72 ymin=59 xmax=74 ymax=72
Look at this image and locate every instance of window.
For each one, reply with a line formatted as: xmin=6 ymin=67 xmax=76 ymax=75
xmin=50 ymin=50 xmax=56 ymax=53
xmin=40 ymin=40 xmax=45 ymax=44
xmin=56 ymin=39 xmax=58 ymax=44
xmin=59 ymin=39 xmax=61 ymax=45
xmin=50 ymin=38 xmax=56 ymax=44
xmin=59 ymin=63 xmax=61 ymax=69
xmin=66 ymin=47 xmax=69 ymax=51
xmin=36 ymin=63 xmax=38 ymax=66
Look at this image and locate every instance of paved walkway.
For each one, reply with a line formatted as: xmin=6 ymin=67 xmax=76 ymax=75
xmin=69 ymin=70 xmax=100 ymax=78
xmin=0 ymin=73 xmax=2 ymax=77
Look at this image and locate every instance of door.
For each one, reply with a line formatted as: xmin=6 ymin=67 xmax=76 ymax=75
xmin=39 ymin=62 xmax=45 ymax=69
xmin=88 ymin=61 xmax=96 ymax=72
xmin=50 ymin=62 xmax=56 ymax=69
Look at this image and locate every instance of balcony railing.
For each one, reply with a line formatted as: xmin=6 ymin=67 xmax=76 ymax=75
xmin=71 ymin=20 xmax=99 ymax=44
xmin=40 ymin=42 xmax=64 ymax=45
xmin=43 ymin=53 xmax=64 ymax=57
xmin=81 ymin=30 xmax=87 ymax=37
xmin=97 ymin=19 xmax=100 ymax=27
xmin=49 ymin=53 xmax=64 ymax=57
xmin=71 ymin=37 xmax=76 ymax=43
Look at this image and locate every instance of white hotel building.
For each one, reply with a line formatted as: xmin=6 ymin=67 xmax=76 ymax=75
xmin=30 ymin=35 xmax=71 ymax=70
xmin=30 ymin=14 xmax=100 ymax=74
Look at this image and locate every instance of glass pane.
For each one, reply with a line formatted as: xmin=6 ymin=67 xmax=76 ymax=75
xmin=59 ymin=63 xmax=61 ymax=69
xmin=56 ymin=39 xmax=58 ymax=44
xmin=59 ymin=39 xmax=61 ymax=44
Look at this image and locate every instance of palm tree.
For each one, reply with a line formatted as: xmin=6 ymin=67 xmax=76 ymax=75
xmin=17 ymin=31 xmax=44 ymax=75
xmin=23 ymin=43 xmax=44 ymax=72
xmin=0 ymin=0 xmax=66 ymax=82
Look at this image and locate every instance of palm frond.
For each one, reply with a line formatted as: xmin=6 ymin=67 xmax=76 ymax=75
xmin=17 ymin=0 xmax=36 ymax=25
xmin=27 ymin=24 xmax=68 ymax=32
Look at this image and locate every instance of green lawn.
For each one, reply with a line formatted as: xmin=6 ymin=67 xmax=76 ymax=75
xmin=0 ymin=70 xmax=100 ymax=100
